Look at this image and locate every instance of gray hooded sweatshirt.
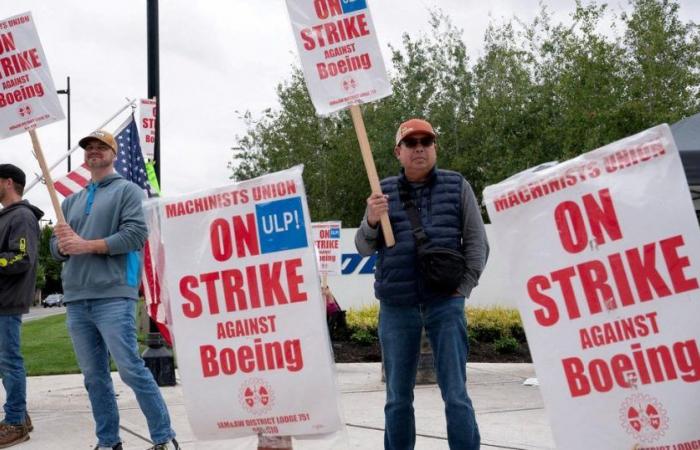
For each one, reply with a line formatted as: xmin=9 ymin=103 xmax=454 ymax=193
xmin=50 ymin=173 xmax=148 ymax=302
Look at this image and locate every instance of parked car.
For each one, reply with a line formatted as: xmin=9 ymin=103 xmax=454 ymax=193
xmin=42 ymin=293 xmax=64 ymax=308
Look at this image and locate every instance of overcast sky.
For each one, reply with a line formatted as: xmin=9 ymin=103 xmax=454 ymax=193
xmin=2 ymin=0 xmax=698 ymax=222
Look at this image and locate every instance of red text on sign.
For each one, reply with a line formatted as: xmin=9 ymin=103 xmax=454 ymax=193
xmin=179 ymin=258 xmax=308 ymax=319
xmin=561 ymin=338 xmax=700 ymax=397
xmin=554 ymin=188 xmax=622 ymax=254
xmin=0 ymin=82 xmax=44 ymax=108
xmin=200 ymin=337 xmax=303 ymax=377
xmin=210 ymin=213 xmax=260 ymax=260
xmin=528 ymin=234 xmax=699 ymax=326
xmin=313 ymin=0 xmax=343 ymax=19
xmin=317 ymin=53 xmax=371 ymax=80
xmin=300 ymin=14 xmax=370 ymax=51
xmin=579 ymin=312 xmax=660 ymax=349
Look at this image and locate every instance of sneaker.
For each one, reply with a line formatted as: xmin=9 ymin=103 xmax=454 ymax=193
xmin=0 ymin=422 xmax=29 ymax=448
xmin=94 ymin=443 xmax=122 ymax=450
xmin=147 ymin=438 xmax=181 ymax=449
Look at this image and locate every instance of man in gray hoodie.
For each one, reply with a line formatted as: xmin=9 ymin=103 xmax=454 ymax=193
xmin=50 ymin=130 xmax=179 ymax=450
xmin=0 ymin=164 xmax=42 ymax=448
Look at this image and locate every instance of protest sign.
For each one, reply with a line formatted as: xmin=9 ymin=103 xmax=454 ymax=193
xmin=0 ymin=12 xmax=64 ymax=138
xmin=312 ymin=221 xmax=342 ymax=277
xmin=139 ymin=98 xmax=156 ymax=161
xmin=483 ymin=125 xmax=700 ymax=449
xmin=286 ymin=0 xmax=391 ymax=115
xmin=159 ymin=166 xmax=342 ymax=440
xmin=286 ymin=0 xmax=395 ymax=246
xmin=0 ymin=11 xmax=65 ymax=221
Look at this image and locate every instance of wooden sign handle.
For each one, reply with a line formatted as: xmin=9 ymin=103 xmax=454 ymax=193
xmin=349 ymin=105 xmax=395 ymax=247
xmin=29 ymin=129 xmax=65 ymax=223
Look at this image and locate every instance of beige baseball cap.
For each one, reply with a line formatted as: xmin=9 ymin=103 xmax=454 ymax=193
xmin=79 ymin=130 xmax=117 ymax=154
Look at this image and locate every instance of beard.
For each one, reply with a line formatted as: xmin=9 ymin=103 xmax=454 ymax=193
xmin=86 ymin=153 xmax=114 ymax=169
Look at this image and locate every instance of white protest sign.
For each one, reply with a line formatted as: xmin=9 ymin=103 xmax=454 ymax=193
xmin=139 ymin=98 xmax=156 ymax=161
xmin=286 ymin=0 xmax=391 ymax=115
xmin=0 ymin=12 xmax=64 ymax=139
xmin=312 ymin=221 xmax=342 ymax=276
xmin=159 ymin=166 xmax=342 ymax=440
xmin=483 ymin=125 xmax=700 ymax=449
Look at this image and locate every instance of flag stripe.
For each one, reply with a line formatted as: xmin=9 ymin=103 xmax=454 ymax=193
xmin=53 ymin=181 xmax=76 ymax=198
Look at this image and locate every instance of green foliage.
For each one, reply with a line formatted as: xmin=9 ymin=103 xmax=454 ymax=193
xmin=21 ymin=313 xmax=80 ymax=376
xmin=346 ymin=304 xmax=379 ymax=330
xmin=466 ymin=306 xmax=524 ymax=343
xmin=343 ymin=304 xmax=526 ymax=347
xmin=230 ymin=1 xmax=700 ymax=225
xmin=35 ymin=225 xmax=62 ymax=294
xmin=494 ymin=336 xmax=521 ymax=354
xmin=350 ymin=328 xmax=377 ymax=345
xmin=346 ymin=304 xmax=379 ymax=344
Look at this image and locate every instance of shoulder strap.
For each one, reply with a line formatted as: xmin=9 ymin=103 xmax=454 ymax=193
xmin=398 ymin=181 xmax=430 ymax=247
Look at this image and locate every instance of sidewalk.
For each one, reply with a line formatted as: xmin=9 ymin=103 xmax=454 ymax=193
xmin=16 ymin=363 xmax=554 ymax=449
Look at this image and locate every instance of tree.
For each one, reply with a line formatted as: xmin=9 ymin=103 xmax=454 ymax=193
xmin=36 ymin=225 xmax=62 ymax=295
xmin=230 ymin=0 xmax=700 ymax=225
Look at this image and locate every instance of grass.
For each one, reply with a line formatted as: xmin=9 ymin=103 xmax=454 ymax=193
xmin=20 ymin=313 xmax=80 ymax=376
xmin=20 ymin=311 xmax=140 ymax=376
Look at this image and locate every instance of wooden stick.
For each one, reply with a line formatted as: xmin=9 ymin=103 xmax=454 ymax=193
xmin=28 ymin=129 xmax=65 ymax=223
xmin=258 ymin=435 xmax=292 ymax=450
xmin=349 ymin=105 xmax=395 ymax=247
xmin=321 ymin=274 xmax=328 ymax=288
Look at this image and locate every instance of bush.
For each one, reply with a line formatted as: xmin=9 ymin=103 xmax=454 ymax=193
xmin=344 ymin=305 xmax=526 ymax=346
xmin=467 ymin=307 xmax=523 ymax=343
xmin=350 ymin=328 xmax=378 ymax=345
xmin=346 ymin=304 xmax=379 ymax=330
xmin=346 ymin=304 xmax=379 ymax=345
xmin=494 ymin=336 xmax=520 ymax=354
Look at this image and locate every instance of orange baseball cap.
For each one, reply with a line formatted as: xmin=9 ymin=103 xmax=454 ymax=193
xmin=395 ymin=118 xmax=436 ymax=146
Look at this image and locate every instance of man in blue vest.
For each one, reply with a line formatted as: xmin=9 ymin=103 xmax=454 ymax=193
xmin=355 ymin=118 xmax=489 ymax=450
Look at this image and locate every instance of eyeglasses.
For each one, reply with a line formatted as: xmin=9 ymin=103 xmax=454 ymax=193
xmin=401 ymin=136 xmax=435 ymax=149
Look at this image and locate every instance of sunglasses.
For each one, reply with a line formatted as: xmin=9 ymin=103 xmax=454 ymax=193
xmin=401 ymin=136 xmax=435 ymax=148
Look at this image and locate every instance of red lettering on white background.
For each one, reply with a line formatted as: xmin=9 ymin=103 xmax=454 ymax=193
xmin=562 ymin=339 xmax=700 ymax=397
xmin=179 ymin=258 xmax=308 ymax=319
xmin=554 ymin=188 xmax=623 ymax=254
xmin=200 ymin=337 xmax=304 ymax=377
xmin=208 ymin=213 xmax=260 ymax=261
xmin=528 ymin=235 xmax=699 ymax=326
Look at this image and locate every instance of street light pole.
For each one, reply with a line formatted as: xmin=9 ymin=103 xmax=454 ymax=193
xmin=142 ymin=0 xmax=176 ymax=387
xmin=56 ymin=76 xmax=71 ymax=172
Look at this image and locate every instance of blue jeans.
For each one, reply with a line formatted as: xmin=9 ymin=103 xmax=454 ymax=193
xmin=66 ymin=298 xmax=175 ymax=447
xmin=379 ymin=296 xmax=480 ymax=450
xmin=0 ymin=315 xmax=26 ymax=425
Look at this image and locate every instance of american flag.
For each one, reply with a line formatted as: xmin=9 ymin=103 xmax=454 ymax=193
xmin=54 ymin=115 xmax=153 ymax=196
xmin=53 ymin=114 xmax=172 ymax=345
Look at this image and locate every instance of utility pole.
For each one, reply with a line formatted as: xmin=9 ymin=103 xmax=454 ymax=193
xmin=142 ymin=0 xmax=176 ymax=387
xmin=56 ymin=76 xmax=71 ymax=171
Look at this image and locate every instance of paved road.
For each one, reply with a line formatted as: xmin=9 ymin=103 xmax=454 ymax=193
xmin=24 ymin=305 xmax=66 ymax=322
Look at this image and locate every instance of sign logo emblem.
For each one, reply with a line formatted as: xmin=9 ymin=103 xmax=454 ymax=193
xmin=18 ymin=105 xmax=32 ymax=117
xmin=342 ymin=76 xmax=357 ymax=93
xmin=239 ymin=378 xmax=275 ymax=415
xmin=619 ymin=394 xmax=669 ymax=443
